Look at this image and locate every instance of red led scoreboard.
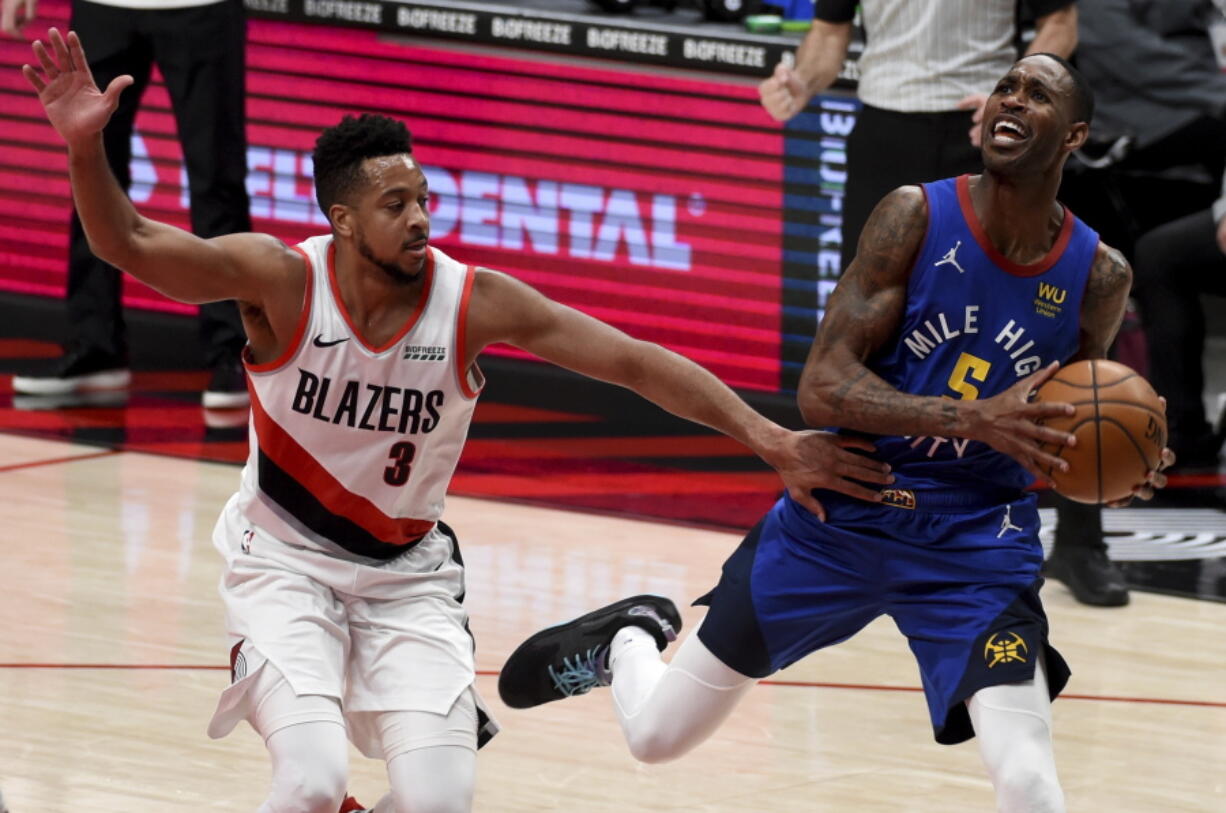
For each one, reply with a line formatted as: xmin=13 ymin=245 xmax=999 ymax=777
xmin=0 ymin=0 xmax=856 ymax=392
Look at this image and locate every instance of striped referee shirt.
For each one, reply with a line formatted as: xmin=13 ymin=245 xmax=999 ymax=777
xmin=816 ymin=0 xmax=1075 ymax=113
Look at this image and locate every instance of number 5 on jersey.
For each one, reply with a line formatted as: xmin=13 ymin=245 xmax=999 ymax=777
xmin=947 ymin=352 xmax=991 ymax=400
xmin=385 ymin=441 xmax=416 ymax=486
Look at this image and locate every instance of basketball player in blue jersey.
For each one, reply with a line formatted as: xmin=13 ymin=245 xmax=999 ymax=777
xmin=22 ymin=28 xmax=896 ymax=813
xmin=500 ymin=54 xmax=1175 ymax=811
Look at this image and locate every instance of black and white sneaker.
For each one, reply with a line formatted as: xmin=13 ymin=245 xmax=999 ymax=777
xmin=498 ymin=595 xmax=681 ymax=709
xmin=12 ymin=345 xmax=130 ymax=396
xmin=202 ymin=358 xmax=249 ymax=409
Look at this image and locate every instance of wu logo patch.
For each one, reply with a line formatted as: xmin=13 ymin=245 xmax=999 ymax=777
xmin=1034 ymin=282 xmax=1067 ymax=318
xmin=935 ymin=240 xmax=966 ymax=273
xmin=403 ymin=344 xmax=446 ymax=361
xmin=984 ymin=631 xmax=1029 ymax=668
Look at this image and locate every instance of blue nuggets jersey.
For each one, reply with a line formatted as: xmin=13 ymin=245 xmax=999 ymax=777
xmin=864 ymin=175 xmax=1099 ymax=492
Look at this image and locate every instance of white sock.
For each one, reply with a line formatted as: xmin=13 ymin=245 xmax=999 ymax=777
xmin=610 ymin=626 xmax=667 ymax=718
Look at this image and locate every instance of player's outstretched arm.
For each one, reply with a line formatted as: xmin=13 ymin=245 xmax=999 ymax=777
xmin=1076 ymin=242 xmax=1174 ymax=501
xmin=22 ymin=28 xmax=279 ymax=307
xmin=465 ymin=269 xmax=893 ymax=518
xmin=796 ymin=186 xmax=1076 ymax=479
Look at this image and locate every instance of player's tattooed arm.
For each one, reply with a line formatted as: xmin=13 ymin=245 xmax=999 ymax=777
xmin=798 ymin=186 xmax=968 ymax=436
xmin=797 ymin=186 xmax=1076 ymax=477
xmin=1077 ymin=242 xmax=1175 ymax=500
xmin=1072 ymin=242 xmax=1131 ymax=362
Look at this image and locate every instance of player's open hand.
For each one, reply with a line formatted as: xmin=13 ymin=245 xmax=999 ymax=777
xmin=759 ymin=62 xmax=808 ymax=122
xmin=967 ymin=361 xmax=1076 ymax=481
xmin=2 ymin=0 xmax=37 ymax=37
xmin=761 ymin=428 xmax=894 ymax=521
xmin=22 ymin=28 xmax=132 ymax=148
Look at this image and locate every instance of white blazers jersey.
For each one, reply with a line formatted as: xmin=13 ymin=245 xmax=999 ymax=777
xmin=237 ymin=235 xmax=483 ymax=560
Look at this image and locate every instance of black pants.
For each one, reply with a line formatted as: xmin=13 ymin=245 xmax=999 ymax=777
xmin=842 ymin=104 xmax=983 ymax=271
xmin=1133 ymin=209 xmax=1226 ymax=449
xmin=69 ymin=0 xmax=250 ymax=367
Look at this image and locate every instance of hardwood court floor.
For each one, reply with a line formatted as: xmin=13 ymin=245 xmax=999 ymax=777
xmin=1 ymin=434 xmax=1223 ymax=812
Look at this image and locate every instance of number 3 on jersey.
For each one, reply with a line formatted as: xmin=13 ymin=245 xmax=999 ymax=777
xmin=946 ymin=352 xmax=991 ymax=400
xmin=385 ymin=441 xmax=416 ymax=486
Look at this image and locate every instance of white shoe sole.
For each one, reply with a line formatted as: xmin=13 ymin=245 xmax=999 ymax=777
xmin=12 ymin=390 xmax=129 ymax=410
xmin=202 ymin=390 xmax=251 ymax=409
xmin=12 ymin=368 xmax=131 ymax=395
xmin=202 ymin=406 xmax=250 ymax=428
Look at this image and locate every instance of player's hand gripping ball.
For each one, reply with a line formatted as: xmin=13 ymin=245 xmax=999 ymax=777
xmin=1033 ymin=360 xmax=1167 ymax=504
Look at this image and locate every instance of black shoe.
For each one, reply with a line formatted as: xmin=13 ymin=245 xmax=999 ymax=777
xmin=498 ymin=595 xmax=681 ymax=709
xmin=202 ymin=358 xmax=249 ymax=409
xmin=11 ymin=345 xmax=129 ymax=396
xmin=1043 ymin=547 xmax=1130 ymax=607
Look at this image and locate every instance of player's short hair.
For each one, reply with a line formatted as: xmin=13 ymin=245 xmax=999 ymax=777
xmin=1024 ymin=52 xmax=1094 ymax=126
xmin=312 ymin=113 xmax=414 ymax=218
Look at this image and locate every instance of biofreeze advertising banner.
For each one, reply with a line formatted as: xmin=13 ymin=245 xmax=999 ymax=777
xmin=0 ymin=6 xmax=790 ymax=391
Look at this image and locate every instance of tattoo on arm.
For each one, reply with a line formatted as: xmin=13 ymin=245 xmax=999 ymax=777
xmin=1075 ymin=243 xmax=1131 ymax=361
xmin=829 ymin=367 xmax=870 ymax=412
xmin=800 ymin=186 xmax=973 ymax=436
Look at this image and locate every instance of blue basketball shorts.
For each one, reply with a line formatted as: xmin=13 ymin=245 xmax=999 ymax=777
xmin=695 ymin=489 xmax=1070 ymax=745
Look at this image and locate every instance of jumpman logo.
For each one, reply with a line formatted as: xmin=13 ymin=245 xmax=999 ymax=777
xmin=997 ymin=504 xmax=1023 ymax=538
xmin=935 ymin=240 xmax=966 ymax=273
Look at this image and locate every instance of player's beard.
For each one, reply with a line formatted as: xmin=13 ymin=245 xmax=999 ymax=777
xmin=356 ymin=229 xmax=424 ymax=283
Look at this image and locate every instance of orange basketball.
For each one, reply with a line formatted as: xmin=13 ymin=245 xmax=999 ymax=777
xmin=1033 ymin=360 xmax=1166 ymax=504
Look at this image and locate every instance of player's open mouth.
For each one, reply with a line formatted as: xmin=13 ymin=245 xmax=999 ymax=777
xmin=990 ymin=116 xmax=1029 ymax=145
xmin=404 ymin=237 xmax=428 ymax=254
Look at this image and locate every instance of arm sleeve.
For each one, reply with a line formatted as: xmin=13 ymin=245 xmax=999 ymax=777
xmin=813 ymin=0 xmax=858 ymax=23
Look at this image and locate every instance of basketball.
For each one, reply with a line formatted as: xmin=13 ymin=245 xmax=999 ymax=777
xmin=1034 ymin=360 xmax=1167 ymax=504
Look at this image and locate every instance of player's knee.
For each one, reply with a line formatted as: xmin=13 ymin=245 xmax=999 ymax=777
xmin=624 ymin=721 xmax=693 ymax=764
xmin=267 ymin=759 xmax=348 ymax=813
xmin=992 ymin=760 xmax=1064 ymax=813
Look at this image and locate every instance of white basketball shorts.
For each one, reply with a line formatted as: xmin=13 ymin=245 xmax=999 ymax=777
xmin=206 ymin=493 xmax=498 ymax=758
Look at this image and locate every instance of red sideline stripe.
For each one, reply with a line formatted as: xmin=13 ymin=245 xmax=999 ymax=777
xmin=249 ymin=389 xmax=434 ymax=544
xmin=2 ymin=665 xmax=1223 ymax=709
xmin=1166 ymin=472 xmax=1226 ymax=487
xmin=0 ymin=449 xmax=120 ymax=473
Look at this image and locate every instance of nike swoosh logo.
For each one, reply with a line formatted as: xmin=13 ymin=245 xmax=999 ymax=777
xmin=312 ymin=334 xmax=349 ymax=348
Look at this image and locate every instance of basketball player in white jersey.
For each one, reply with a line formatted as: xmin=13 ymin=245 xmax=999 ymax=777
xmin=22 ymin=29 xmax=894 ymax=812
